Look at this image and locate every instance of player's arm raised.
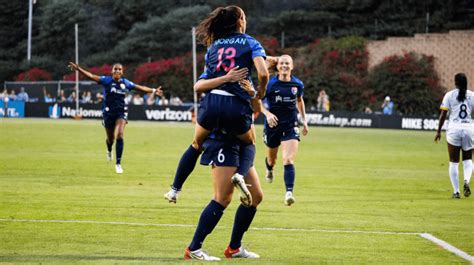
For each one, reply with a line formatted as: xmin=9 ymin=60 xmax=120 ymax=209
xmin=68 ymin=62 xmax=100 ymax=83
xmin=134 ymin=84 xmax=163 ymax=97
xmin=194 ymin=66 xmax=248 ymax=93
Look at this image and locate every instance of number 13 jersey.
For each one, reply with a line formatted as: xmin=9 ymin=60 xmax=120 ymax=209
xmin=199 ymin=33 xmax=266 ymax=102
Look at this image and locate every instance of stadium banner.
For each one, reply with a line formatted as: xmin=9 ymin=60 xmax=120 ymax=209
xmin=24 ymin=103 xmax=193 ymax=122
xmin=0 ymin=100 xmax=25 ymax=118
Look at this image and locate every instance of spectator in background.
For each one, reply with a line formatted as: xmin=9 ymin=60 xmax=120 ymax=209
xmin=317 ymin=89 xmax=330 ymax=112
xmin=364 ymin=106 xmax=373 ymax=114
xmin=170 ymin=95 xmax=183 ymax=106
xmin=16 ymin=87 xmax=29 ymax=102
xmin=158 ymin=95 xmax=169 ymax=106
xmin=67 ymin=91 xmax=77 ymax=103
xmin=382 ymin=96 xmax=394 ymax=115
xmin=81 ymin=90 xmax=92 ymax=103
xmin=58 ymin=89 xmax=67 ymax=103
xmin=8 ymin=90 xmax=17 ymax=101
xmin=146 ymin=92 xmax=156 ymax=106
xmin=95 ymin=92 xmax=104 ymax=104
xmin=43 ymin=87 xmax=55 ymax=103
xmin=132 ymin=93 xmax=144 ymax=105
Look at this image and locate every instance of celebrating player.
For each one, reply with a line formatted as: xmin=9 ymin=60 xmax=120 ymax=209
xmin=68 ymin=62 xmax=163 ymax=174
xmin=260 ymin=55 xmax=309 ymax=206
xmin=435 ymin=73 xmax=472 ymax=198
xmin=164 ymin=5 xmax=269 ymax=205
xmin=184 ymin=128 xmax=263 ymax=260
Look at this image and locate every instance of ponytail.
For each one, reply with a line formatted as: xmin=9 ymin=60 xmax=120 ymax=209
xmin=196 ymin=6 xmax=243 ymax=46
xmin=455 ymin=73 xmax=468 ymax=102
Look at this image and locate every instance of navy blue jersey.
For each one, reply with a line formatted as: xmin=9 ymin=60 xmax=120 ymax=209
xmin=99 ymin=76 xmax=136 ymax=112
xmin=264 ymin=75 xmax=304 ymax=126
xmin=199 ymin=33 xmax=266 ymax=101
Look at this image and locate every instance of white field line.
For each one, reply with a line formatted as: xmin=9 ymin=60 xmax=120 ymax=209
xmin=420 ymin=233 xmax=474 ymax=264
xmin=1 ymin=218 xmax=472 ymax=263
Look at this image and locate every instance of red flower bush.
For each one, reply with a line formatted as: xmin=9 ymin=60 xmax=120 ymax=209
xmin=15 ymin=68 xmax=53 ymax=81
xmin=63 ymin=64 xmax=112 ymax=80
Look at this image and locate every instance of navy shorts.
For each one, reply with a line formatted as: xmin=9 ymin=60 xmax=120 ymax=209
xmin=102 ymin=109 xmax=128 ymax=129
xmin=200 ymin=138 xmax=240 ymax=167
xmin=263 ymin=124 xmax=301 ymax=148
xmin=197 ymin=92 xmax=252 ymax=135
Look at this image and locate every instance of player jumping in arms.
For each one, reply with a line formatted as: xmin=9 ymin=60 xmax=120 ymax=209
xmin=435 ymin=73 xmax=472 ymax=198
xmin=164 ymin=5 xmax=269 ymax=205
xmin=68 ymin=62 xmax=163 ymax=174
xmin=260 ymin=55 xmax=309 ymax=206
xmin=184 ymin=126 xmax=263 ymax=260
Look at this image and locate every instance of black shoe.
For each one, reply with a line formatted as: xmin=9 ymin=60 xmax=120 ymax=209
xmin=452 ymin=192 xmax=461 ymax=199
xmin=463 ymin=183 xmax=471 ymax=197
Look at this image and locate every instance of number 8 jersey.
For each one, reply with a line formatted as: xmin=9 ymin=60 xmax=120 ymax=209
xmin=440 ymin=88 xmax=474 ymax=129
xmin=199 ymin=33 xmax=266 ymax=101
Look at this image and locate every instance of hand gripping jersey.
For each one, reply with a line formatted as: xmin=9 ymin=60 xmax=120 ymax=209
xmin=199 ymin=33 xmax=266 ymax=101
xmin=99 ymin=76 xmax=136 ymax=113
xmin=263 ymin=75 xmax=304 ymax=127
xmin=440 ymin=88 xmax=474 ymax=129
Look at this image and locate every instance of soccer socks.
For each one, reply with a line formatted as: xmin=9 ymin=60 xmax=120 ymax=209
xmin=236 ymin=143 xmax=255 ymax=177
xmin=106 ymin=139 xmax=113 ymax=152
xmin=463 ymin=159 xmax=472 ymax=184
xmin=116 ymin=138 xmax=124 ymax=165
xmin=172 ymin=145 xmax=201 ymax=191
xmin=284 ymin=164 xmax=295 ymax=192
xmin=189 ymin=200 xmax=225 ymax=251
xmin=265 ymin=157 xmax=274 ymax=171
xmin=449 ymin=162 xmax=460 ymax=193
xmin=229 ymin=205 xmax=257 ymax=250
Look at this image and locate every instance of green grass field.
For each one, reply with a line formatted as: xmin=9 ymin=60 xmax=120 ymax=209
xmin=1 ymin=118 xmax=473 ymax=264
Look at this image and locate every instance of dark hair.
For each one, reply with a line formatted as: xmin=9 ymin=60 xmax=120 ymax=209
xmin=455 ymin=73 xmax=468 ymax=102
xmin=196 ymin=6 xmax=243 ymax=46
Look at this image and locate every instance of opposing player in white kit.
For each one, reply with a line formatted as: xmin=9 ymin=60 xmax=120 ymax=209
xmin=435 ymin=73 xmax=472 ymax=198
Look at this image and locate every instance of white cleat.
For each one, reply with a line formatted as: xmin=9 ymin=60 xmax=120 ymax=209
xmin=231 ymin=173 xmax=252 ymax=207
xmin=107 ymin=151 xmax=112 ymax=162
xmin=115 ymin=164 xmax=123 ymax=174
xmin=184 ymin=247 xmax=220 ymax=261
xmin=224 ymin=246 xmax=260 ymax=259
xmin=164 ymin=188 xmax=179 ymax=203
xmin=265 ymin=169 xmax=273 ymax=183
xmin=285 ymin=191 xmax=295 ymax=206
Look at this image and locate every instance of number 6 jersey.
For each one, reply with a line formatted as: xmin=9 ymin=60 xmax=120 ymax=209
xmin=440 ymin=88 xmax=474 ymax=129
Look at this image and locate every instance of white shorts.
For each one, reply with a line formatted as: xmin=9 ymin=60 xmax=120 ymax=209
xmin=446 ymin=126 xmax=474 ymax=151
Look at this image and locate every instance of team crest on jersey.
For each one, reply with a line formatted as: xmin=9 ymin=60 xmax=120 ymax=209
xmin=291 ymin=86 xmax=298 ymax=95
xmin=120 ymin=83 xmax=126 ymax=89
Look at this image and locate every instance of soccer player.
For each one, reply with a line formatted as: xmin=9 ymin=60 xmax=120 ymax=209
xmin=184 ymin=128 xmax=263 ymax=260
xmin=435 ymin=73 xmax=472 ymax=198
xmin=68 ymin=62 xmax=163 ymax=174
xmin=164 ymin=5 xmax=269 ymax=205
xmin=260 ymin=55 xmax=309 ymax=206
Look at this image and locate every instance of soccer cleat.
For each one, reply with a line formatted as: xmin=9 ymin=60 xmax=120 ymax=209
xmin=164 ymin=188 xmax=179 ymax=203
xmin=265 ymin=169 xmax=273 ymax=183
xmin=107 ymin=151 xmax=112 ymax=162
xmin=452 ymin=192 xmax=461 ymax=199
xmin=115 ymin=164 xmax=123 ymax=174
xmin=184 ymin=247 xmax=220 ymax=261
xmin=464 ymin=183 xmax=471 ymax=197
xmin=231 ymin=173 xmax=252 ymax=207
xmin=224 ymin=246 xmax=260 ymax=259
xmin=285 ymin=191 xmax=295 ymax=206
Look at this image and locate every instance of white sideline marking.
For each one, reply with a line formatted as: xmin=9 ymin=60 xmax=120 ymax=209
xmin=420 ymin=233 xmax=474 ymax=264
xmin=1 ymin=218 xmax=472 ymax=263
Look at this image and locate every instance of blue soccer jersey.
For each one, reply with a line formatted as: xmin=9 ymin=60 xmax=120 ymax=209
xmin=99 ymin=76 xmax=136 ymax=112
xmin=264 ymin=75 xmax=304 ymax=126
xmin=199 ymin=33 xmax=266 ymax=101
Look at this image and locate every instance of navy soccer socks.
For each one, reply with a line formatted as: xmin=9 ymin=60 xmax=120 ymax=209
xmin=229 ymin=204 xmax=257 ymax=250
xmin=172 ymin=145 xmax=201 ymax=191
xmin=189 ymin=200 xmax=225 ymax=251
xmin=106 ymin=139 xmax=113 ymax=153
xmin=236 ymin=143 xmax=256 ymax=177
xmin=115 ymin=138 xmax=124 ymax=165
xmin=284 ymin=164 xmax=295 ymax=192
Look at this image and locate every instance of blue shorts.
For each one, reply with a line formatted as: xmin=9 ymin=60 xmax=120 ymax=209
xmin=263 ymin=124 xmax=300 ymax=148
xmin=200 ymin=138 xmax=240 ymax=167
xmin=102 ymin=109 xmax=128 ymax=129
xmin=197 ymin=92 xmax=252 ymax=135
